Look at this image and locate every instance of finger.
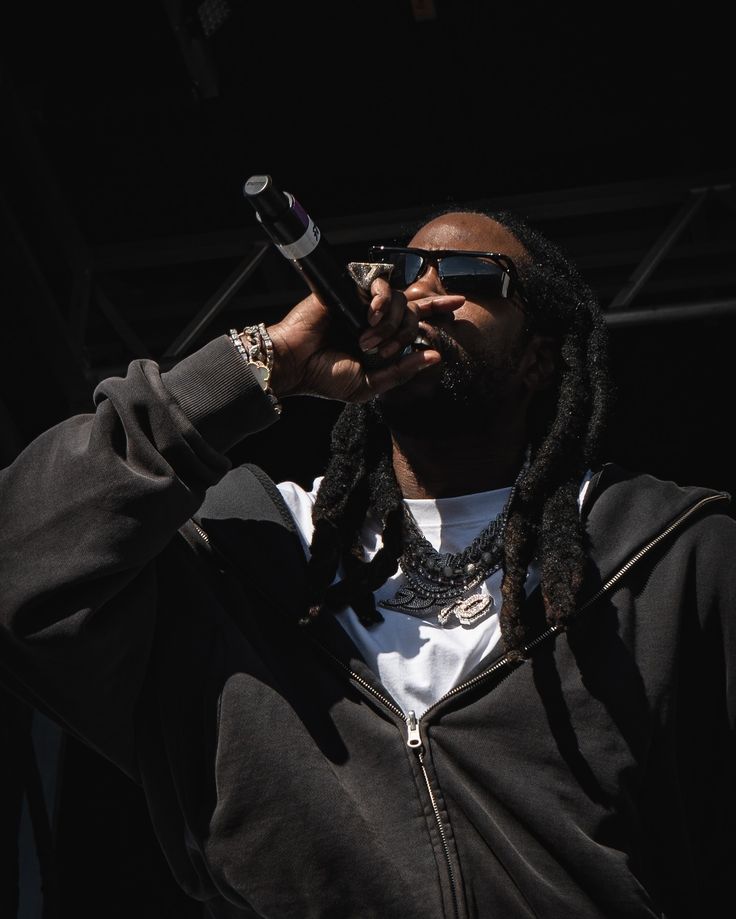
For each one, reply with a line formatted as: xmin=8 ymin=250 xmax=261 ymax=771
xmin=365 ymin=278 xmax=394 ymax=328
xmin=374 ymin=309 xmax=421 ymax=360
xmin=360 ymin=292 xmax=464 ymax=354
xmin=359 ymin=347 xmax=442 ymax=399
xmin=365 ymin=293 xmax=463 ymax=358
xmin=359 ymin=288 xmax=409 ymax=353
xmin=411 ymin=294 xmax=465 ymax=318
xmin=374 ymin=286 xmax=407 ymax=334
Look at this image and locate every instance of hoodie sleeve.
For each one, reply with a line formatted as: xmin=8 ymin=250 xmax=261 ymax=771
xmin=0 ymin=334 xmax=279 ymax=777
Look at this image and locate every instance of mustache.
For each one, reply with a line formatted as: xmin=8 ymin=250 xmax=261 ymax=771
xmin=422 ymin=325 xmax=467 ymax=368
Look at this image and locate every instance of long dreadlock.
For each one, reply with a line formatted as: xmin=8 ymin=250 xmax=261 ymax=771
xmin=302 ymin=208 xmax=613 ymax=660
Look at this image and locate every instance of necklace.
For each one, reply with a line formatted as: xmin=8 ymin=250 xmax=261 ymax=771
xmin=378 ymin=449 xmax=530 ymax=627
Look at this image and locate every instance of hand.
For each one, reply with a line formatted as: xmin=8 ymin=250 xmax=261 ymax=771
xmin=266 ymin=279 xmax=464 ymax=403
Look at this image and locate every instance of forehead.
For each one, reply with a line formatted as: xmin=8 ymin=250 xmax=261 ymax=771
xmin=409 ymin=212 xmax=527 ymax=262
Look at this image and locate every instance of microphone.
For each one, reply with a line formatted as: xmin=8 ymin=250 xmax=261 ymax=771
xmin=242 ymin=174 xmax=391 ymax=368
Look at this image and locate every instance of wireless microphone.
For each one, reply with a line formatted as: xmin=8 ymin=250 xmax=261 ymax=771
xmin=242 ymin=174 xmax=390 ymax=368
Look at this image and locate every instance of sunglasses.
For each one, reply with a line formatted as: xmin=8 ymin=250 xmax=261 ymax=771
xmin=369 ymin=246 xmax=526 ymax=306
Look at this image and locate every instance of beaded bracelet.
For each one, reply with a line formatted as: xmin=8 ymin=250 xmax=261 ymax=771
xmin=229 ymin=324 xmax=282 ymax=416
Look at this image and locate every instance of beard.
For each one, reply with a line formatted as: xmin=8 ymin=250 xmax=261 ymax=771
xmin=375 ymin=327 xmax=526 ymax=438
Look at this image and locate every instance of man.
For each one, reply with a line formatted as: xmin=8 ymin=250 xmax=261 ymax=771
xmin=1 ymin=208 xmax=734 ymax=919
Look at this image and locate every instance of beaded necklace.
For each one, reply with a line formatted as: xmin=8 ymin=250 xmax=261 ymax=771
xmin=378 ymin=448 xmax=529 ymax=627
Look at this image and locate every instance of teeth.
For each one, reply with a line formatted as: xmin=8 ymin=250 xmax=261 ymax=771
xmin=402 ymin=335 xmax=433 ymax=356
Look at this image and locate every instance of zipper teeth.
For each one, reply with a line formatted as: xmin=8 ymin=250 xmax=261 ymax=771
xmin=418 ymin=752 xmax=459 ymax=918
xmin=575 ymin=492 xmax=727 ymax=615
xmin=313 ymin=643 xmax=405 ymax=719
xmin=191 ymin=521 xmax=211 ymax=544
xmin=430 ymin=622 xmax=564 ymax=706
xmin=416 ymin=627 xmax=558 ymax=721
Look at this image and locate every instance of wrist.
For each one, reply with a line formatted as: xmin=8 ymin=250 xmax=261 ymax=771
xmin=229 ymin=325 xmax=282 ymax=415
xmin=265 ymin=321 xmax=300 ymax=397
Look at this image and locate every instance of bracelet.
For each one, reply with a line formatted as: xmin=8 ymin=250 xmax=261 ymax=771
xmin=229 ymin=324 xmax=282 ymax=416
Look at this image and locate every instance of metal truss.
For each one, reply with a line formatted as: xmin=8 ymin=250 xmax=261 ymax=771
xmin=81 ymin=173 xmax=736 ymax=380
xmin=3 ymin=76 xmax=735 ymax=389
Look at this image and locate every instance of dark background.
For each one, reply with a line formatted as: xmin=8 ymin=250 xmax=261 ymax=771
xmin=1 ymin=1 xmax=735 ymax=917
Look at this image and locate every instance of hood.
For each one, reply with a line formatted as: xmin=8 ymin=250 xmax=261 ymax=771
xmin=579 ymin=462 xmax=731 ymax=595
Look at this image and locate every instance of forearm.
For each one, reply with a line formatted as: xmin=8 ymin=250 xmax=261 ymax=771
xmin=0 ymin=334 xmax=279 ymax=768
xmin=1 ymin=334 xmax=277 ymax=604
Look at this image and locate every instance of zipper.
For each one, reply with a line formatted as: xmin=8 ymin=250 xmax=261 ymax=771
xmin=406 ymin=709 xmax=460 ymax=919
xmin=406 ymin=709 xmax=422 ymax=748
xmin=310 ymin=643 xmax=461 ymax=917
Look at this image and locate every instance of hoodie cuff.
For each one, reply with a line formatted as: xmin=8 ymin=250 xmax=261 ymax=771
xmin=161 ymin=335 xmax=280 ymax=451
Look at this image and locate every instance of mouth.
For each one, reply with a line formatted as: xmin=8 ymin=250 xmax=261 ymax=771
xmin=406 ymin=331 xmax=434 ymax=353
xmin=404 ymin=322 xmax=457 ymax=357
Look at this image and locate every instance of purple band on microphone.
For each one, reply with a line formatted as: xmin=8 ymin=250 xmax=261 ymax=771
xmin=277 ymin=193 xmax=321 ymax=259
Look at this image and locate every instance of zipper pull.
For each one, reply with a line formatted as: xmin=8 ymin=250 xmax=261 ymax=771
xmin=406 ymin=710 xmax=422 ymax=750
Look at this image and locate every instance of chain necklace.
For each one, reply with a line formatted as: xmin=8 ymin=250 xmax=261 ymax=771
xmin=378 ymin=448 xmax=530 ymax=627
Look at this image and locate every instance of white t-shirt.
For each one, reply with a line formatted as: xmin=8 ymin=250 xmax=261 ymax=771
xmin=278 ymin=476 xmax=546 ymax=717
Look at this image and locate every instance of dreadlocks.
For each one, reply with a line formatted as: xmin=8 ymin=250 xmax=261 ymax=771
xmin=303 ymin=209 xmax=614 ymax=660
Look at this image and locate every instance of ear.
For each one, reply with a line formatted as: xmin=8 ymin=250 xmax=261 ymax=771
xmin=521 ymin=335 xmax=559 ymax=393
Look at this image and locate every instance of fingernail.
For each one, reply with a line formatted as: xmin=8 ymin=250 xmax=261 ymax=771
xmin=418 ymin=351 xmax=441 ymax=368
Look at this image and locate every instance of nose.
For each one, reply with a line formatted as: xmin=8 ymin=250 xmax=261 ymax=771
xmin=404 ymin=265 xmax=458 ymax=326
xmin=405 ymin=263 xmax=444 ymax=298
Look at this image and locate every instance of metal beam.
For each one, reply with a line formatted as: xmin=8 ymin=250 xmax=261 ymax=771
xmin=607 ymin=189 xmax=709 ymax=311
xmin=162 ymin=244 xmax=269 ymax=359
xmin=90 ymin=175 xmax=731 ymax=271
xmin=605 ymin=297 xmax=736 ymax=327
xmin=0 ymin=192 xmax=91 ymax=411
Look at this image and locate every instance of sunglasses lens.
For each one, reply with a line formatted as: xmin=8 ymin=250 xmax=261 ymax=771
xmin=383 ymin=252 xmax=424 ymax=287
xmin=439 ymin=256 xmax=507 ymax=297
xmin=369 ymin=249 xmax=513 ymax=298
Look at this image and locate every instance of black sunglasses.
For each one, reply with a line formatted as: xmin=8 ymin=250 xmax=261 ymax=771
xmin=369 ymin=246 xmax=526 ymax=307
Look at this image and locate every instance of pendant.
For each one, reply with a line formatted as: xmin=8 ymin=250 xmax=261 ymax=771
xmin=378 ymin=585 xmax=494 ymax=627
xmin=437 ymin=592 xmax=493 ymax=626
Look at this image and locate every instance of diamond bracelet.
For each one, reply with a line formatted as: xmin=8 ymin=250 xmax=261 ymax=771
xmin=229 ymin=324 xmax=282 ymax=415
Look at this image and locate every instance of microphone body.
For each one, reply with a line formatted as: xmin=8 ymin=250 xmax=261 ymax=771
xmin=243 ymin=174 xmax=386 ymax=367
